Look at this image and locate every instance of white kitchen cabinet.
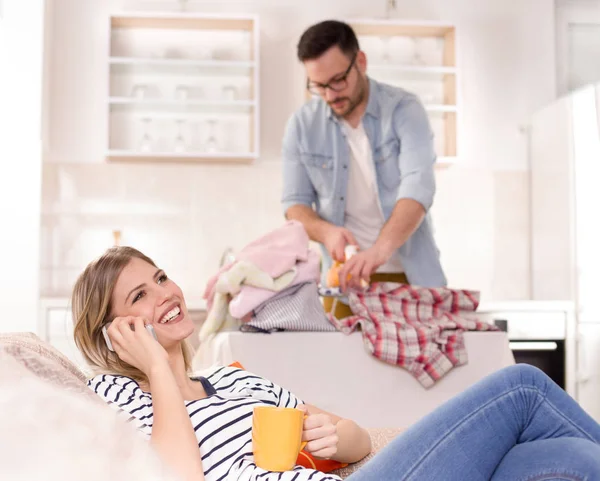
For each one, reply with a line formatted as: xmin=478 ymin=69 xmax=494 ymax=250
xmin=106 ymin=12 xmax=260 ymax=164
xmin=576 ymin=323 xmax=600 ymax=422
xmin=39 ymin=299 xmax=90 ymax=373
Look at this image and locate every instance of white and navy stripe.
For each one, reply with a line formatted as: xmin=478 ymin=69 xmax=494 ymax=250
xmin=88 ymin=366 xmax=342 ymax=481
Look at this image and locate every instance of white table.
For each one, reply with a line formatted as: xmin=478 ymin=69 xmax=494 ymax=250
xmin=192 ymin=331 xmax=514 ymax=428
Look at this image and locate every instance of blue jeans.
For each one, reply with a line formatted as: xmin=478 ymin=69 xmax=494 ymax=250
xmin=348 ymin=364 xmax=600 ymax=481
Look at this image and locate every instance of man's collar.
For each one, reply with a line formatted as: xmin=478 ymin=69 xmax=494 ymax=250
xmin=326 ymin=76 xmax=380 ymax=122
xmin=364 ymin=77 xmax=380 ymax=119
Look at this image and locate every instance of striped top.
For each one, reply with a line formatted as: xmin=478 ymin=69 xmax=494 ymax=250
xmin=88 ymin=366 xmax=343 ymax=481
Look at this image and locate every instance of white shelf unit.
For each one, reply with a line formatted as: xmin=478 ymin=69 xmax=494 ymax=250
xmin=106 ymin=12 xmax=259 ymax=164
xmin=109 ymin=57 xmax=257 ymax=70
xmin=350 ymin=19 xmax=459 ymax=162
xmin=108 ymin=97 xmax=256 ymax=109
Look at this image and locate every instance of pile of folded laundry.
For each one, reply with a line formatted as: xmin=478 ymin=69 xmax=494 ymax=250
xmin=198 ymin=220 xmax=336 ymax=343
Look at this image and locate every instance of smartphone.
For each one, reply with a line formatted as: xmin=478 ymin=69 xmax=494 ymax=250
xmin=102 ymin=322 xmax=158 ymax=352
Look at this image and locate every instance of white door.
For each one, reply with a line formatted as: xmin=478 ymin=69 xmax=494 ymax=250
xmin=556 ymin=0 xmax=600 ymax=95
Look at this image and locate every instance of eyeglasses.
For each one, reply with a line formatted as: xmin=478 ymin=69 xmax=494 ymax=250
xmin=306 ymin=53 xmax=357 ymax=96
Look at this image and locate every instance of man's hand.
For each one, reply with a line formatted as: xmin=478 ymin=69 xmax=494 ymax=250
xmin=323 ymin=225 xmax=358 ymax=263
xmin=338 ymin=245 xmax=393 ymax=292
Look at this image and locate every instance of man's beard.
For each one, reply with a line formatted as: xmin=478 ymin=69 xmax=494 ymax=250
xmin=329 ymin=76 xmax=367 ymax=119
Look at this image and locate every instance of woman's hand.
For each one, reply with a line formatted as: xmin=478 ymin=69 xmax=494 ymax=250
xmin=106 ymin=316 xmax=168 ymax=375
xmin=298 ymin=405 xmax=339 ymax=459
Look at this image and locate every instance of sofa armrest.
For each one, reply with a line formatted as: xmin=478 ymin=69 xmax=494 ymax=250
xmin=0 ymin=332 xmax=88 ymax=383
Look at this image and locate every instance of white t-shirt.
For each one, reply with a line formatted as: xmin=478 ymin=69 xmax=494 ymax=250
xmin=341 ymin=120 xmax=403 ymax=273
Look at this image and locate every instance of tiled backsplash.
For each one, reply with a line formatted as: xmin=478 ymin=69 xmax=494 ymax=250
xmin=40 ymin=161 xmax=530 ymax=304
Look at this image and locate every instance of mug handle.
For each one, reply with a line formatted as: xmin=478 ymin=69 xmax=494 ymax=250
xmin=300 ymin=414 xmax=308 ymax=451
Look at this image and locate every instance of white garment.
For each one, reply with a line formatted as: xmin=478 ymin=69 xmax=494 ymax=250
xmin=342 ymin=120 xmax=404 ymax=273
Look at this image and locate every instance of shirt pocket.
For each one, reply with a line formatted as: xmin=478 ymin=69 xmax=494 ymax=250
xmin=300 ymin=152 xmax=334 ymax=197
xmin=373 ymin=139 xmax=401 ymax=191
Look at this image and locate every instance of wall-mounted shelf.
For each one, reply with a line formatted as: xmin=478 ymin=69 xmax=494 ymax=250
xmin=109 ymin=57 xmax=256 ymax=77
xmin=109 ymin=57 xmax=256 ymax=68
xmin=367 ymin=64 xmax=456 ymax=75
xmin=109 ymin=97 xmax=256 ymax=111
xmin=424 ymin=104 xmax=457 ymax=113
xmin=106 ymin=150 xmax=255 ymax=163
xmin=349 ymin=19 xmax=458 ymax=161
xmin=107 ymin=12 xmax=259 ymax=164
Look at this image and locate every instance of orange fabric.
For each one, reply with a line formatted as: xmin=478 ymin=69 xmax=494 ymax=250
xmin=295 ymin=451 xmax=348 ymax=471
xmin=322 ymin=296 xmax=354 ymax=320
xmin=228 ymin=361 xmax=347 ymax=473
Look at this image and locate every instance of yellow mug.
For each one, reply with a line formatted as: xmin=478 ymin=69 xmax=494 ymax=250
xmin=252 ymin=406 xmax=308 ymax=472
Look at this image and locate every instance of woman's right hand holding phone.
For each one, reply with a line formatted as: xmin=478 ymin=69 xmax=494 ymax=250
xmin=106 ymin=317 xmax=168 ymax=376
xmin=107 ymin=317 xmax=206 ymax=481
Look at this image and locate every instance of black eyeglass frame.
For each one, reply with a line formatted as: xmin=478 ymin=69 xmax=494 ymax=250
xmin=306 ymin=52 xmax=358 ymax=95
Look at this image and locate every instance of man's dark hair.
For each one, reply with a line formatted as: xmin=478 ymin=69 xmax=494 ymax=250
xmin=297 ymin=20 xmax=360 ymax=62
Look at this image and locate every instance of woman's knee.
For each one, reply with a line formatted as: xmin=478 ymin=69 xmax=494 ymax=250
xmin=501 ymin=363 xmax=551 ymax=388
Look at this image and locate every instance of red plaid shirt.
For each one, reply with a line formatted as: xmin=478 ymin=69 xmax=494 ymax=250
xmin=328 ymin=282 xmax=497 ymax=388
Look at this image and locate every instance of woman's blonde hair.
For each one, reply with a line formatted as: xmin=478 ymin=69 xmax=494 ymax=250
xmin=72 ymin=246 xmax=193 ymax=383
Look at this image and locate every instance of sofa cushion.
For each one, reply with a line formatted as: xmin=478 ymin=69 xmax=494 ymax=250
xmin=0 ymin=348 xmax=179 ymax=481
xmin=0 ymin=332 xmax=88 ymax=382
xmin=332 ymin=428 xmax=403 ymax=478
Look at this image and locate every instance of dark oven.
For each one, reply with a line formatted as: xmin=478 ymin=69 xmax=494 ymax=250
xmin=493 ymin=319 xmax=566 ymax=390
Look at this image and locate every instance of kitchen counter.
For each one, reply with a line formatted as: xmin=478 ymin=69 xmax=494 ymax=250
xmin=39 ymin=297 xmax=574 ymax=315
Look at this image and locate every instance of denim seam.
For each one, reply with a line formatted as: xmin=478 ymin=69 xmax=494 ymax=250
xmin=523 ymin=386 xmax=596 ymax=443
xmin=403 ymin=385 xmax=594 ymax=481
xmin=524 ymin=473 xmax=584 ymax=481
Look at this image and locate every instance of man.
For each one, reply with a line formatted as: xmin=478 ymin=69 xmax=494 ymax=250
xmin=281 ymin=20 xmax=446 ymax=318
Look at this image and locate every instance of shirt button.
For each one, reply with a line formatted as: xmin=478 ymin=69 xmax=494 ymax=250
xmin=340 ymin=196 xmax=344 ymax=201
xmin=343 ymin=164 xmax=348 ymax=169
xmin=322 ymin=164 xmax=327 ymax=168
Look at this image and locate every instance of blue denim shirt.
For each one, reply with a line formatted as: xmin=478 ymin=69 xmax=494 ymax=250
xmin=281 ymin=78 xmax=447 ymax=287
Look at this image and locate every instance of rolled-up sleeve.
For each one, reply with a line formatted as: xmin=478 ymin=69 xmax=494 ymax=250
xmin=281 ymin=115 xmax=316 ymax=215
xmin=393 ymin=96 xmax=437 ymax=211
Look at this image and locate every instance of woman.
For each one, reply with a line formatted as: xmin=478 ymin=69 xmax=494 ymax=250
xmin=73 ymin=246 xmax=600 ymax=481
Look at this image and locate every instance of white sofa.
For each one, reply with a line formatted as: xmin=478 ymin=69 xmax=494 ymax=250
xmin=193 ymin=331 xmax=515 ymax=428
xmin=0 ymin=332 xmax=404 ymax=479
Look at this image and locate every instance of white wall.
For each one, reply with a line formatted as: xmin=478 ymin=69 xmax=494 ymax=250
xmin=0 ymin=0 xmax=46 ymax=333
xmin=40 ymin=0 xmax=557 ymax=311
xmin=46 ymin=0 xmax=557 ymax=170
